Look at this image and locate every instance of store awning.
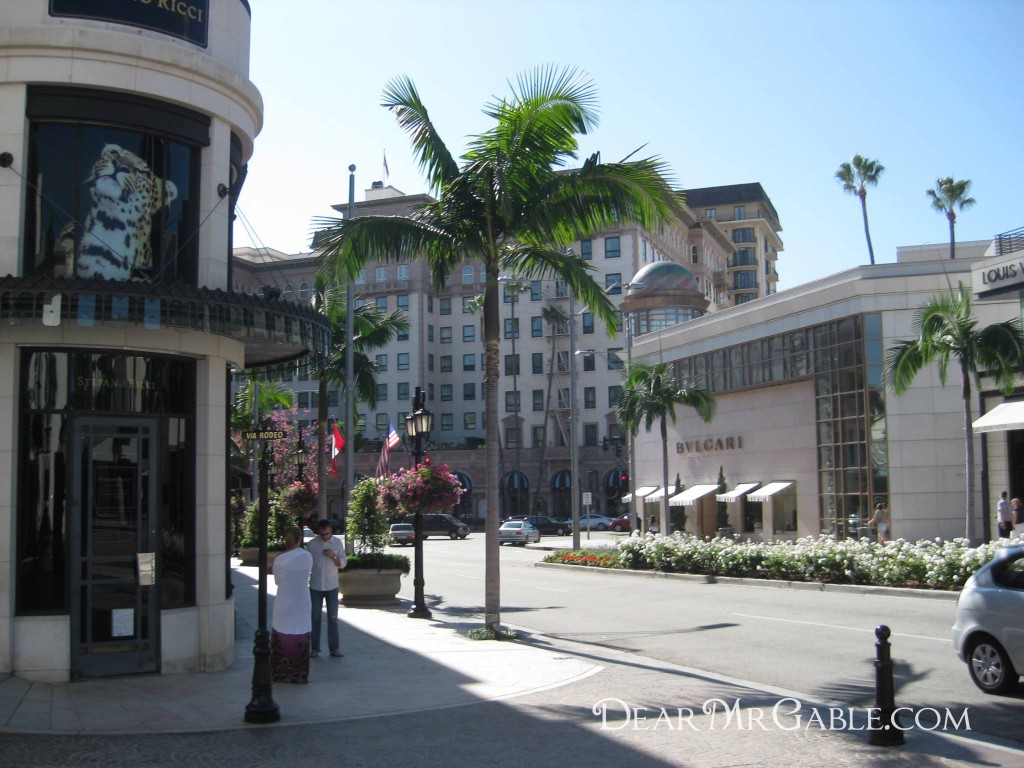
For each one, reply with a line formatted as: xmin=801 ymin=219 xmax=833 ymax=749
xmin=748 ymin=481 xmax=793 ymax=502
xmin=622 ymin=486 xmax=657 ymax=503
xmin=669 ymin=484 xmax=720 ymax=507
xmin=972 ymin=401 xmax=1024 ymax=434
xmin=715 ymin=482 xmax=760 ymax=502
xmin=645 ymin=487 xmax=675 ymax=501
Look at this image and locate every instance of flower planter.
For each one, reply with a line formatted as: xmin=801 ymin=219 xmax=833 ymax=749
xmin=338 ymin=568 xmax=404 ymax=605
xmin=238 ymin=547 xmax=283 ymax=568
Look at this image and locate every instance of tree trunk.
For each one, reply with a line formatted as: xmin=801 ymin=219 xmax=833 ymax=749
xmin=962 ymin=364 xmax=976 ymax=543
xmin=318 ymin=372 xmax=328 ymax=520
xmin=660 ymin=417 xmax=670 ymax=535
xmin=949 ymin=213 xmax=957 ymax=260
xmin=531 ymin=326 xmax=559 ymax=516
xmin=482 ymin=261 xmax=501 ymax=631
xmin=859 ymin=192 xmax=875 ymax=266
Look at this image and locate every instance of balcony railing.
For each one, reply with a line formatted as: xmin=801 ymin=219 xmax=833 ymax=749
xmin=996 ymin=226 xmax=1024 ymax=257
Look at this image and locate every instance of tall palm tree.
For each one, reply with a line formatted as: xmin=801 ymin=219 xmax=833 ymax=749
xmin=313 ymin=279 xmax=408 ymax=516
xmin=926 ymin=177 xmax=976 ymax=260
xmin=531 ymin=302 xmax=568 ymax=516
xmin=315 ymin=65 xmax=687 ymax=631
xmin=885 ymin=285 xmax=1024 ymax=542
xmin=835 ymin=155 xmax=884 ymax=265
xmin=617 ymin=361 xmax=715 ymax=535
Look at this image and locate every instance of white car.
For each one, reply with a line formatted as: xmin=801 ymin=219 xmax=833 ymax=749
xmin=952 ymin=544 xmax=1024 ymax=694
xmin=499 ymin=520 xmax=540 ymax=545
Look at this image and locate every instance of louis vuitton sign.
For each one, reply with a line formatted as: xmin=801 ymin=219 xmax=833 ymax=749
xmin=50 ymin=0 xmax=210 ymax=48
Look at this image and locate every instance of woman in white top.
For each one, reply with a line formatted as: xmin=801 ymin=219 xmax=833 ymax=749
xmin=271 ymin=526 xmax=313 ymax=684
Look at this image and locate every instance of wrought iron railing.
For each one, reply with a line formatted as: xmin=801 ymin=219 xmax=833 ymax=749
xmin=995 ymin=226 xmax=1024 ymax=257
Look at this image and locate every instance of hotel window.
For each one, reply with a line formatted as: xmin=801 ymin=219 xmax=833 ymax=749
xmin=376 ymin=383 xmax=388 ymax=402
xmin=283 ymin=283 xmax=293 ymax=300
xmin=734 ymin=205 xmax=746 ymax=220
xmin=532 ymin=353 xmax=544 ymax=374
xmin=397 ymin=294 xmax=409 ymax=310
xmin=532 ymin=425 xmax=546 ymax=447
xmin=299 ymin=282 xmax=310 ymax=300
xmin=428 ymin=354 xmax=434 ymax=372
xmin=606 ymin=273 xmax=622 ymax=294
xmin=504 ymin=318 xmax=519 ymax=339
xmin=582 ymin=312 xmax=594 ymax=334
xmin=397 ymin=382 xmax=410 ymax=401
xmin=397 ymin=326 xmax=409 ymax=341
xmin=530 ymin=281 xmax=542 ymax=301
xmin=462 ymin=296 xmax=473 ymax=313
xmin=462 ymin=265 xmax=475 ymax=284
xmin=464 ymin=412 xmax=477 ymax=430
xmin=376 ymin=266 xmax=389 ymax=282
xmin=605 ymin=236 xmax=621 ymax=259
xmin=397 ymin=264 xmax=410 ymax=281
xmin=440 ymin=384 xmax=453 ymax=401
xmin=608 ymin=385 xmax=622 ymax=408
xmin=354 ymin=297 xmax=366 ymax=309
xmin=505 ymin=427 xmax=520 ymax=448
xmin=463 ymin=354 xmax=476 ymax=371
xmin=735 ymin=271 xmax=757 ymax=290
xmin=376 ymin=296 xmax=387 ymax=311
xmin=557 ymin=388 xmax=570 ymax=409
xmin=531 ymin=316 xmax=543 ymax=337
xmin=582 ymin=352 xmax=595 ymax=372
xmin=397 ymin=353 xmax=410 ymax=370
xmin=440 ymin=297 xmax=451 ymax=315
xmin=427 ymin=295 xmax=434 ymax=312
xmin=580 ymin=239 xmax=592 ymax=260
xmin=734 ymin=248 xmax=756 ymax=267
xmin=584 ymin=386 xmax=596 ymax=409
xmin=427 ymin=385 xmax=433 ymax=401
xmin=691 ymin=245 xmax=699 ymax=264
xmin=441 ymin=414 xmax=453 ymax=431
xmin=733 ymin=227 xmax=755 ymax=244
xmin=376 ymin=413 xmax=389 ymax=432
xmin=440 ymin=326 xmax=452 ymax=343
xmin=463 ymin=325 xmax=475 ymax=342
xmin=642 ymin=240 xmax=648 ymax=262
xmin=376 ymin=354 xmax=388 ymax=371
xmin=298 ymin=392 xmax=310 ymax=409
xmin=355 ymin=269 xmax=367 ymax=284
xmin=463 ymin=383 xmax=476 ymax=400
xmin=556 ymin=351 xmax=569 ymax=373
xmin=705 ymin=208 xmax=716 ymax=219
xmin=427 ymin=325 xmax=434 ymax=342
xmin=440 ymin=355 xmax=452 ymax=372
xmin=505 ymin=391 xmax=521 ymax=413
xmin=533 ymin=389 xmax=544 ymax=411
xmin=505 ymin=354 xmax=520 ymax=376
xmin=583 ymin=424 xmax=598 ymax=447
xmin=555 ymin=280 xmax=567 ymax=298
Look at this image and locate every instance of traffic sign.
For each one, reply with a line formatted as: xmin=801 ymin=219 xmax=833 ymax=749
xmin=582 ymin=492 xmax=593 ymax=506
xmin=242 ymin=430 xmax=286 ymax=440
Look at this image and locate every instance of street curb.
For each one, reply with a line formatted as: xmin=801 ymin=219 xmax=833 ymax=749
xmin=532 ymin=560 xmax=961 ymax=601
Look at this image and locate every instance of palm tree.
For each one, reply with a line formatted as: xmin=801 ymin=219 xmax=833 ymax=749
xmin=926 ymin=177 xmax=976 ymax=260
xmin=884 ymin=285 xmax=1024 ymax=542
xmin=835 ymin=155 xmax=884 ymax=265
xmin=315 ymin=65 xmax=687 ymax=631
xmin=532 ymin=303 xmax=569 ymax=516
xmin=617 ymin=361 xmax=715 ymax=535
xmin=312 ymin=279 xmax=408 ymax=516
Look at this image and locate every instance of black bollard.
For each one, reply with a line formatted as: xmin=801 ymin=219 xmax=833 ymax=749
xmin=868 ymin=624 xmax=904 ymax=746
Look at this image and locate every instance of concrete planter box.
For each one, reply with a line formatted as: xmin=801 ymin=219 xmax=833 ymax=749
xmin=338 ymin=569 xmax=404 ymax=605
xmin=238 ymin=548 xmax=283 ymax=567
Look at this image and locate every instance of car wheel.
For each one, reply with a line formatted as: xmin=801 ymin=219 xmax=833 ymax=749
xmin=458 ymin=532 xmax=468 ymax=539
xmin=449 ymin=531 xmax=459 ymax=540
xmin=556 ymin=527 xmax=566 ymax=536
xmin=611 ymin=523 xmax=621 ymax=532
xmin=597 ymin=523 xmax=607 ymax=531
xmin=967 ymin=635 xmax=1018 ymax=694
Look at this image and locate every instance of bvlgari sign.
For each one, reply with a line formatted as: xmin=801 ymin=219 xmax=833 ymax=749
xmin=50 ymin=0 xmax=210 ymax=48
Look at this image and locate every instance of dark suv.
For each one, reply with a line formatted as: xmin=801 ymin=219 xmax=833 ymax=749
xmin=420 ymin=513 xmax=470 ymax=540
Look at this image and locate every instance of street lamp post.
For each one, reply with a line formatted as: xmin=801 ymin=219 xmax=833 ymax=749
xmin=568 ymin=255 xmax=581 ymax=551
xmin=405 ymin=386 xmax=433 ymax=619
xmin=290 ymin=423 xmax=308 ymax=482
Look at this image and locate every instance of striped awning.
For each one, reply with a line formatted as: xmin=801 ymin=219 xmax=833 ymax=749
xmin=551 ymin=469 xmax=572 ymax=490
xmin=622 ymin=486 xmax=657 ymax=503
xmin=715 ymin=482 xmax=760 ymax=502
xmin=669 ymin=484 xmax=720 ymax=507
xmin=502 ymin=470 xmax=529 ymax=490
xmin=747 ymin=481 xmax=793 ymax=502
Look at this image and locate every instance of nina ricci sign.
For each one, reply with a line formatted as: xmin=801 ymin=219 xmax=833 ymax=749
xmin=50 ymin=0 xmax=210 ymax=48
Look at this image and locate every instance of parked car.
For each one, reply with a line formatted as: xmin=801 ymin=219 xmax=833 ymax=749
xmin=420 ymin=513 xmax=470 ymax=540
xmin=499 ymin=520 xmax=541 ymax=545
xmin=608 ymin=515 xmax=632 ymax=533
xmin=507 ymin=515 xmax=572 ymax=535
xmin=389 ymin=523 xmax=415 ymax=546
xmin=952 ymin=544 xmax=1024 ymax=694
xmin=576 ymin=514 xmax=614 ymax=531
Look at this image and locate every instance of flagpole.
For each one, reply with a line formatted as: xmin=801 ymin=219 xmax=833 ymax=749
xmin=344 ymin=165 xmax=356 ymax=545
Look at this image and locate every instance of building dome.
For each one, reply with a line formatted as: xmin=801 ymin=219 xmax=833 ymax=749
xmin=628 ymin=261 xmax=700 ymax=295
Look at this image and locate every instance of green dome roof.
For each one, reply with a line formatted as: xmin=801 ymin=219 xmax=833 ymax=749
xmin=629 ymin=261 xmax=699 ymax=294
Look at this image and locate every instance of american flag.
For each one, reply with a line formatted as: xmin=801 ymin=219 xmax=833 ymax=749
xmin=376 ymin=421 xmax=400 ymax=478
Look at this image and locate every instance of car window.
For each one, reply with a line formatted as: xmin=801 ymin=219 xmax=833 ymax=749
xmin=993 ymin=555 xmax=1024 ymax=590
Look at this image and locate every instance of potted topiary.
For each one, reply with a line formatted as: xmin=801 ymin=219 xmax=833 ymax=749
xmin=339 ymin=476 xmax=410 ymax=605
xmin=237 ymin=495 xmax=293 ymax=566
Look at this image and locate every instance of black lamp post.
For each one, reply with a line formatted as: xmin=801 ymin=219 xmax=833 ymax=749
xmin=290 ymin=423 xmax=308 ymax=482
xmin=244 ymin=441 xmax=280 ymax=724
xmin=405 ymin=386 xmax=433 ymax=619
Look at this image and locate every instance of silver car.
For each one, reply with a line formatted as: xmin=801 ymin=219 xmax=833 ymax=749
xmin=952 ymin=544 xmax=1024 ymax=694
xmin=389 ymin=523 xmax=415 ymax=546
xmin=499 ymin=520 xmax=540 ymax=546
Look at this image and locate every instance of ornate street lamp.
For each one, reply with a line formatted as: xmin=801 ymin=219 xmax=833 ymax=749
xmin=405 ymin=386 xmax=433 ymax=619
xmin=290 ymin=423 xmax=308 ymax=482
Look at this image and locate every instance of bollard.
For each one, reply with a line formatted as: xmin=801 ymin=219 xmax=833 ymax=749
xmin=868 ymin=624 xmax=904 ymax=746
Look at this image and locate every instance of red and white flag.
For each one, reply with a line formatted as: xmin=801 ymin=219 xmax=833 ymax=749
xmin=330 ymin=422 xmax=345 ymax=479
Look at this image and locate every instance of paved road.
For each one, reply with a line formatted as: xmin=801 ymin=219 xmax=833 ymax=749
xmin=396 ymin=532 xmax=1024 ymax=743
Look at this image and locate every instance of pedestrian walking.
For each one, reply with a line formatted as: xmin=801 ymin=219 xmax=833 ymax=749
xmin=307 ymin=518 xmax=346 ymax=658
xmin=868 ymin=502 xmax=890 ymax=543
xmin=997 ymin=491 xmax=1014 ymax=538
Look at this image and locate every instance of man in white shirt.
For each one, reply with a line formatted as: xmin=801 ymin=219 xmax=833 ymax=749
xmin=307 ymin=519 xmax=346 ymax=657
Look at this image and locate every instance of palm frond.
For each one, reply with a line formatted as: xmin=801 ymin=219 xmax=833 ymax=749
xmin=381 ymin=75 xmax=459 ymax=191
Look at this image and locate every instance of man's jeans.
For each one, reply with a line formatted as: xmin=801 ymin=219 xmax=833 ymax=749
xmin=310 ymin=588 xmax=339 ymax=652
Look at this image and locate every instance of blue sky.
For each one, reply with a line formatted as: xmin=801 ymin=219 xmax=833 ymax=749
xmin=234 ymin=0 xmax=1024 ymax=291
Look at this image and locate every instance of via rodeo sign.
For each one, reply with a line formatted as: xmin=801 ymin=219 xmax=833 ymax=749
xmin=50 ymin=0 xmax=210 ymax=48
xmin=973 ymin=251 xmax=1024 ymax=299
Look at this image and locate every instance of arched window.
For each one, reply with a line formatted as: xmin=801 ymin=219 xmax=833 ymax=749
xmin=299 ymin=282 xmax=310 ymax=300
xmin=282 ymin=283 xmax=293 ymax=300
xmin=690 ymin=245 xmax=699 ymax=264
xmin=462 ymin=265 xmax=475 ymax=284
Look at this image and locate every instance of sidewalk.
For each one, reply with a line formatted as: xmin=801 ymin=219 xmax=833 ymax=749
xmin=0 ymin=562 xmax=1020 ymax=767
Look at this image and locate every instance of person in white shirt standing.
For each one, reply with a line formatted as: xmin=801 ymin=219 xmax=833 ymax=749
xmin=307 ymin=518 xmax=346 ymax=657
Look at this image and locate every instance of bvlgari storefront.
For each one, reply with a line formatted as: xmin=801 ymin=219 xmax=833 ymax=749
xmin=1 ymin=1 xmax=328 ymax=680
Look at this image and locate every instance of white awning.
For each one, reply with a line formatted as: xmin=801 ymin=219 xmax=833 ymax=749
xmin=669 ymin=484 xmax=721 ymax=507
xmin=972 ymin=401 xmax=1024 ymax=434
xmin=644 ymin=487 xmax=672 ymax=501
xmin=715 ymin=482 xmax=760 ymax=502
xmin=622 ymin=486 xmax=658 ymax=503
xmin=748 ymin=481 xmax=794 ymax=502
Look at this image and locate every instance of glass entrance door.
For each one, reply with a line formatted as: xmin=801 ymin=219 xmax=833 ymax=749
xmin=70 ymin=418 xmax=159 ymax=677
